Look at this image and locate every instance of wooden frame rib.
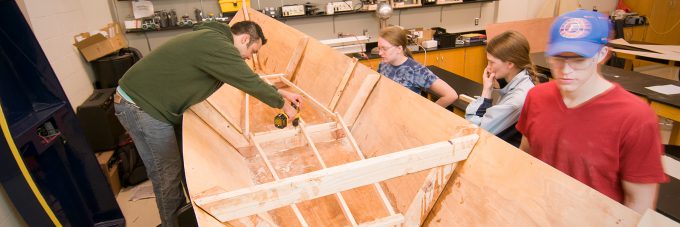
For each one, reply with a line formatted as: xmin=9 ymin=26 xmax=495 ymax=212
xmin=334 ymin=113 xmax=396 ymax=216
xmin=189 ymin=102 xmax=249 ymax=148
xmin=193 ymin=134 xmax=478 ymax=222
xmin=341 ymin=74 xmax=380 ymax=127
xmin=286 ymin=37 xmax=310 ymax=82
xmin=299 ymin=119 xmax=358 ymax=227
xmin=278 ymin=76 xmax=334 ymax=116
xmin=357 ymin=214 xmax=405 ymax=227
xmin=249 ymin=134 xmax=309 ymax=227
xmin=252 ymin=122 xmax=336 ymax=143
xmin=204 ymin=98 xmax=243 ymax=134
xmin=244 ymin=94 xmax=250 ymax=136
xmin=260 ymin=73 xmax=286 ymax=80
xmin=329 ymin=58 xmax=358 ymax=111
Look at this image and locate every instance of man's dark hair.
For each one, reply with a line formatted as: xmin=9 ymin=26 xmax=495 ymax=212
xmin=230 ymin=21 xmax=267 ymax=46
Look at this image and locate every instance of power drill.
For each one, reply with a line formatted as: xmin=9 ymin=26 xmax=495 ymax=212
xmin=274 ymin=102 xmax=300 ymax=129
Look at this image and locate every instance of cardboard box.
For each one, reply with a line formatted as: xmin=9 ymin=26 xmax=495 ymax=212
xmin=73 ymin=23 xmax=128 ymax=62
xmin=96 ymin=150 xmax=121 ymax=197
xmin=408 ymin=27 xmax=434 ymax=46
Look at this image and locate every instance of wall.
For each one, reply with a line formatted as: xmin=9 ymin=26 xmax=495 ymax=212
xmin=114 ymin=0 xmax=619 ymax=56
xmin=496 ymin=0 xmax=617 ymax=22
xmin=20 ymin=0 xmax=114 ymax=109
xmin=112 ymin=0 xmax=497 ymax=56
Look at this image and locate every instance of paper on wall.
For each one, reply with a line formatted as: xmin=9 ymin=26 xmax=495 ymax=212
xmin=645 ymin=84 xmax=680 ymax=95
xmin=132 ymin=0 xmax=154 ymax=19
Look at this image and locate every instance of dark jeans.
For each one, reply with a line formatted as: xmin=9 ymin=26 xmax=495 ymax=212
xmin=114 ymin=99 xmax=185 ymax=227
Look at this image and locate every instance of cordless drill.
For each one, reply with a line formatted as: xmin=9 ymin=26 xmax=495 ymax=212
xmin=273 ymin=102 xmax=300 ymax=129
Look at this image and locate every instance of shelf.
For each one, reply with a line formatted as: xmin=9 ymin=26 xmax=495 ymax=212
xmin=126 ymin=25 xmax=194 ymax=33
xmin=125 ymin=21 xmax=231 ymax=33
xmin=121 ymin=0 xmax=495 ymax=34
xmin=275 ymin=0 xmax=496 ymax=21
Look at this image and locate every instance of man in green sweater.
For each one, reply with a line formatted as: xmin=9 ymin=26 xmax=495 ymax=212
xmin=113 ymin=21 xmax=301 ymax=226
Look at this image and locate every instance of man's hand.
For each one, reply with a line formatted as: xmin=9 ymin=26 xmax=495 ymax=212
xmin=278 ymin=89 xmax=302 ymax=119
xmin=281 ymin=101 xmax=297 ymax=121
xmin=278 ymin=89 xmax=303 ymax=108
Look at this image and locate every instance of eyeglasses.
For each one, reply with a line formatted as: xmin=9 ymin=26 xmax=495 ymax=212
xmin=377 ymin=45 xmax=397 ymax=53
xmin=547 ymin=56 xmax=595 ymax=70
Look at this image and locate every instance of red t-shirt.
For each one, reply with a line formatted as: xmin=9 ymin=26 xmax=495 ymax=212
xmin=516 ymin=82 xmax=667 ymax=202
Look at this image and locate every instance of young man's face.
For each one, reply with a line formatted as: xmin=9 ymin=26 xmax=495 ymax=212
xmin=547 ymin=49 xmax=601 ymax=93
xmin=235 ymin=35 xmax=262 ymax=60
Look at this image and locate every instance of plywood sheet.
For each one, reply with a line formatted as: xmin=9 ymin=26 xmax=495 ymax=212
xmin=486 ymin=17 xmax=554 ymax=53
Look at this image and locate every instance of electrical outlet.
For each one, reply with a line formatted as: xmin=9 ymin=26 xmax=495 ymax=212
xmin=474 ymin=17 xmax=479 ymax=26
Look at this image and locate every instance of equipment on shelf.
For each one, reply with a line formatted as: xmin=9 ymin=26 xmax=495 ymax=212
xmin=281 ymin=4 xmax=305 ymax=17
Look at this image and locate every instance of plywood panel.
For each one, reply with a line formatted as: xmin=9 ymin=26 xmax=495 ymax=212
xmin=424 ymin=129 xmax=641 ymax=226
xmin=486 ymin=17 xmax=554 ymax=53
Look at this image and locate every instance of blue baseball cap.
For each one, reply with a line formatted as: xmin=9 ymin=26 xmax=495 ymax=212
xmin=546 ymin=9 xmax=611 ymax=58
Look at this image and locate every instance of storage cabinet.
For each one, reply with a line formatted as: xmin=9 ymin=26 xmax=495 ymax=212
xmin=359 ymin=45 xmax=486 ymax=84
xmin=463 ymin=45 xmax=485 ymax=84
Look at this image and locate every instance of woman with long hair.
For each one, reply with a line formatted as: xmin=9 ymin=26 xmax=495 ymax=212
xmin=465 ymin=30 xmax=537 ymax=147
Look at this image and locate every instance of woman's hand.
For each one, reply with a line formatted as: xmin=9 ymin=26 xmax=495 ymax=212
xmin=481 ymin=66 xmax=496 ymax=99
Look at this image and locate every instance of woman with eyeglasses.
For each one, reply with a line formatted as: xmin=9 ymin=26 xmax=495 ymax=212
xmin=377 ymin=26 xmax=458 ymax=107
xmin=464 ymin=30 xmax=537 ymax=147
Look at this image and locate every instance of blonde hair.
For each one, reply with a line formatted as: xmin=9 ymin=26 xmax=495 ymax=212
xmin=486 ymin=30 xmax=538 ymax=83
xmin=379 ymin=26 xmax=412 ymax=58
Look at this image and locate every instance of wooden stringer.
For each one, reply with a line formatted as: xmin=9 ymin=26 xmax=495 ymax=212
xmin=285 ymin=37 xmax=309 ymax=82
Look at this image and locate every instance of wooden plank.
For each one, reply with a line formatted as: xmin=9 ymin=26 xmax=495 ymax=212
xmin=334 ymin=113 xmax=396 ymax=216
xmin=206 ymin=98 xmax=243 ymax=134
xmin=249 ymin=134 xmax=309 ymax=227
xmin=298 ymin=120 xmax=359 ymax=227
xmin=339 ymin=73 xmax=380 ymax=127
xmin=260 ymin=73 xmax=286 ymax=80
xmin=286 ymin=37 xmax=309 ymax=82
xmin=459 ymin=94 xmax=475 ymax=103
xmin=189 ymin=102 xmax=249 ymax=148
xmin=244 ymin=94 xmax=250 ymax=137
xmin=194 ymin=134 xmax=478 ymax=222
xmin=279 ymin=76 xmax=334 ymax=116
xmin=356 ymin=214 xmax=405 ymax=227
xmin=330 ymin=58 xmax=359 ymax=111
xmin=205 ymin=85 xmax=245 ymax=135
xmin=252 ymin=122 xmax=336 ymax=143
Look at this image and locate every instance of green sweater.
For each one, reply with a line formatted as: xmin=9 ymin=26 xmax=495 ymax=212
xmin=119 ymin=22 xmax=283 ymax=125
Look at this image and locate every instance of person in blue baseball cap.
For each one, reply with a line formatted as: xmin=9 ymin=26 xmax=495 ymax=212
xmin=516 ymin=9 xmax=667 ymax=214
